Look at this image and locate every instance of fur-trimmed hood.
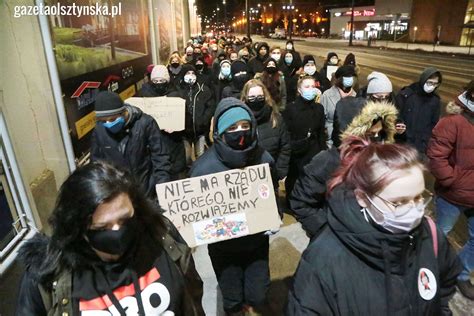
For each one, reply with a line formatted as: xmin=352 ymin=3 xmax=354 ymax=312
xmin=342 ymin=101 xmax=398 ymax=143
xmin=446 ymin=101 xmax=463 ymax=115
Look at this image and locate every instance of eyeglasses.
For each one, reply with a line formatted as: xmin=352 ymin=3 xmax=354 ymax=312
xmin=373 ymin=189 xmax=433 ymax=216
xmin=425 ymin=81 xmax=440 ymax=87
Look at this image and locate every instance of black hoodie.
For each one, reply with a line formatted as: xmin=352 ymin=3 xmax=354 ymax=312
xmin=247 ymin=42 xmax=270 ymax=77
xmin=395 ymin=67 xmax=442 ymax=154
xmin=287 ymin=186 xmax=461 ymax=316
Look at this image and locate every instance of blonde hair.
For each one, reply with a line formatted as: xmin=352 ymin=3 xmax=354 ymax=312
xmin=240 ymin=79 xmax=280 ymax=128
xmin=167 ymin=52 xmax=184 ymax=66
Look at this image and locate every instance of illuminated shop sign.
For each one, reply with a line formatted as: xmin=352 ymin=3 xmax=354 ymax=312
xmin=334 ymin=9 xmax=375 ymax=17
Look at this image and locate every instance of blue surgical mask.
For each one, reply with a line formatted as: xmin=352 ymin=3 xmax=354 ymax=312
xmin=342 ymin=76 xmax=354 ymax=88
xmin=301 ymin=88 xmax=318 ymax=101
xmin=285 ymin=56 xmax=293 ymax=65
xmin=221 ymin=67 xmax=231 ymax=77
xmin=102 ymin=116 xmax=125 ymax=134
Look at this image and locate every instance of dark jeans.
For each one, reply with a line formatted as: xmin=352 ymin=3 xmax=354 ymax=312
xmin=208 ymin=236 xmax=270 ymax=313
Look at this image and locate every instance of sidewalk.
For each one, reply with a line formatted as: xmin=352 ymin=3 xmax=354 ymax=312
xmin=265 ymin=35 xmax=473 ymax=55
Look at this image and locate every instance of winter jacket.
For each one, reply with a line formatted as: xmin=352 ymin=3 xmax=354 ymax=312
xmin=286 ymin=186 xmax=462 ymax=316
xmin=247 ymin=42 xmax=270 ymax=77
xmin=215 ymin=78 xmax=233 ymax=101
xmin=427 ymin=101 xmax=474 ymax=208
xmin=168 ymin=79 xmax=215 ymax=139
xmin=290 ymin=101 xmax=399 ymax=238
xmin=283 ymin=96 xmax=326 ymax=196
xmin=255 ymin=106 xmax=291 ymax=180
xmin=91 ymin=105 xmax=171 ymax=197
xmin=254 ymin=71 xmax=287 ymax=112
xmin=134 ymin=87 xmax=187 ymax=177
xmin=279 ymin=56 xmax=299 ymax=103
xmin=221 ymin=84 xmax=242 ymax=99
xmin=15 ymin=218 xmax=204 ymax=316
xmin=190 ymin=98 xmax=279 ymax=253
xmin=320 ymin=86 xmax=356 ymax=147
xmin=395 ymin=67 xmax=442 ymax=154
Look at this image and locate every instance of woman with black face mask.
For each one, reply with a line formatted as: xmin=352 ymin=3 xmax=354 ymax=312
xmin=16 ymin=162 xmax=204 ymax=316
xmin=193 ymin=56 xmax=213 ymax=87
xmin=138 ymin=65 xmax=171 ymax=97
xmin=190 ymin=97 xmax=279 ymax=316
xmin=221 ymin=60 xmax=251 ymax=99
xmin=167 ymin=52 xmax=184 ymax=90
xmin=255 ymin=58 xmax=287 ymax=112
xmin=241 ymin=79 xmax=291 ymax=181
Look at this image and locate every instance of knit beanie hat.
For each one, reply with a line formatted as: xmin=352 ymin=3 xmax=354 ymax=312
xmin=303 ymin=55 xmax=316 ymax=66
xmin=150 ymin=65 xmax=170 ymax=82
xmin=327 ymin=52 xmax=338 ymax=60
xmin=94 ymin=91 xmax=126 ymax=118
xmin=217 ymin=107 xmax=251 ymax=135
xmin=367 ymin=71 xmax=393 ymax=94
xmin=335 ymin=65 xmax=356 ymax=78
xmin=220 ymin=59 xmax=232 ymax=68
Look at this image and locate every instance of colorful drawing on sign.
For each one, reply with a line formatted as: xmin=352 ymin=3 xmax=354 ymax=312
xmin=258 ymin=184 xmax=270 ymax=199
xmin=193 ymin=213 xmax=249 ymax=246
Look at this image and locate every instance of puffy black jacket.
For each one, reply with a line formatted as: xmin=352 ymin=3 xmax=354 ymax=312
xmin=289 ymin=147 xmax=340 ymax=238
xmin=287 ymin=186 xmax=462 ymax=316
xmin=255 ymin=107 xmax=291 ymax=180
xmin=91 ymin=105 xmax=170 ymax=197
xmin=279 ymin=55 xmax=299 ymax=104
xmin=331 ymin=96 xmax=366 ymax=147
xmin=395 ymin=68 xmax=442 ymax=154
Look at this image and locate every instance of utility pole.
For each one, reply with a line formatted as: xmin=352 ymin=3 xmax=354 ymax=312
xmin=348 ymin=0 xmax=354 ymax=46
xmin=246 ymin=0 xmax=251 ymax=39
xmin=223 ymin=0 xmax=227 ymax=31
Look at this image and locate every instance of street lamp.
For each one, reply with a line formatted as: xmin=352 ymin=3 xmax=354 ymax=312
xmin=413 ymin=26 xmax=418 ymax=43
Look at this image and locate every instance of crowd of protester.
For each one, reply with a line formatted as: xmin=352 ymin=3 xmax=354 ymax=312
xmin=15 ymin=33 xmax=474 ymax=316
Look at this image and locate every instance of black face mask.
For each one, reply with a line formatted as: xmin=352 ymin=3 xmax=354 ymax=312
xmin=152 ymin=82 xmax=169 ymax=95
xmin=266 ymin=66 xmax=277 ymax=74
xmin=242 ymin=56 xmax=249 ymax=62
xmin=224 ymin=130 xmax=253 ymax=150
xmin=233 ymin=74 xmax=249 ymax=89
xmin=195 ymin=63 xmax=204 ymax=71
xmin=86 ymin=218 xmax=137 ymax=256
xmin=171 ymin=62 xmax=180 ymax=69
xmin=247 ymin=96 xmax=266 ymax=111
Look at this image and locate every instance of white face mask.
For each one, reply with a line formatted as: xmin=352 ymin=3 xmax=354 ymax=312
xmin=304 ymin=65 xmax=316 ymax=76
xmin=329 ymin=57 xmax=339 ymax=65
xmin=362 ymin=195 xmax=425 ymax=234
xmin=423 ymin=83 xmax=436 ymax=94
xmin=286 ymin=44 xmax=293 ymax=50
xmin=271 ymin=53 xmax=281 ymax=62
xmin=184 ymin=74 xmax=197 ymax=85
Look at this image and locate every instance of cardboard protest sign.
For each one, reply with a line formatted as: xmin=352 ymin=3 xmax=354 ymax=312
xmin=156 ymin=163 xmax=281 ymax=247
xmin=326 ymin=65 xmax=338 ymax=81
xmin=125 ymin=96 xmax=185 ymax=131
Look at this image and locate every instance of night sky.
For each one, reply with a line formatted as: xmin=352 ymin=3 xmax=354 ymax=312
xmin=196 ymin=0 xmax=376 ymax=21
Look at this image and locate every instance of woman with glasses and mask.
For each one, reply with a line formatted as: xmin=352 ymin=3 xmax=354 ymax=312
xmin=395 ymin=67 xmax=442 ymax=155
xmin=16 ymin=162 xmax=204 ymax=316
xmin=290 ymin=100 xmax=399 ymax=238
xmin=283 ymin=76 xmax=326 ymax=201
xmin=287 ymin=137 xmax=461 ymax=315
xmin=241 ymin=79 xmax=291 ymax=181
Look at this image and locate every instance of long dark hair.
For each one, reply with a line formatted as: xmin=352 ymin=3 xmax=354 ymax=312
xmin=41 ymin=161 xmax=167 ymax=282
xmin=261 ymin=58 xmax=282 ymax=104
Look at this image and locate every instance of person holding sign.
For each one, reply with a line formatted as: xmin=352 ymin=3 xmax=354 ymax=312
xmin=286 ymin=137 xmax=461 ymax=315
xmin=190 ymin=97 xmax=278 ymax=316
xmin=91 ymin=91 xmax=171 ymax=199
xmin=16 ymin=162 xmax=204 ymax=316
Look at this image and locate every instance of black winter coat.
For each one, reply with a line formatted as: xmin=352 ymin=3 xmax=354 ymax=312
xmin=395 ymin=68 xmax=441 ymax=154
xmin=289 ymin=147 xmax=340 ymax=238
xmin=287 ymin=186 xmax=462 ymax=316
xmin=168 ymin=82 xmax=215 ymax=138
xmin=283 ymin=96 xmax=326 ymax=195
xmin=255 ymin=107 xmax=291 ymax=180
xmin=331 ymin=96 xmax=366 ymax=147
xmin=134 ymin=86 xmax=187 ymax=177
xmin=279 ymin=58 xmax=299 ymax=104
xmin=91 ymin=105 xmax=170 ymax=197
xmin=215 ymin=78 xmax=233 ymax=101
xmin=247 ymin=43 xmax=270 ymax=77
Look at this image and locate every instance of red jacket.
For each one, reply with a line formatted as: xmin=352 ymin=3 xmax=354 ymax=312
xmin=427 ymin=102 xmax=474 ymax=207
